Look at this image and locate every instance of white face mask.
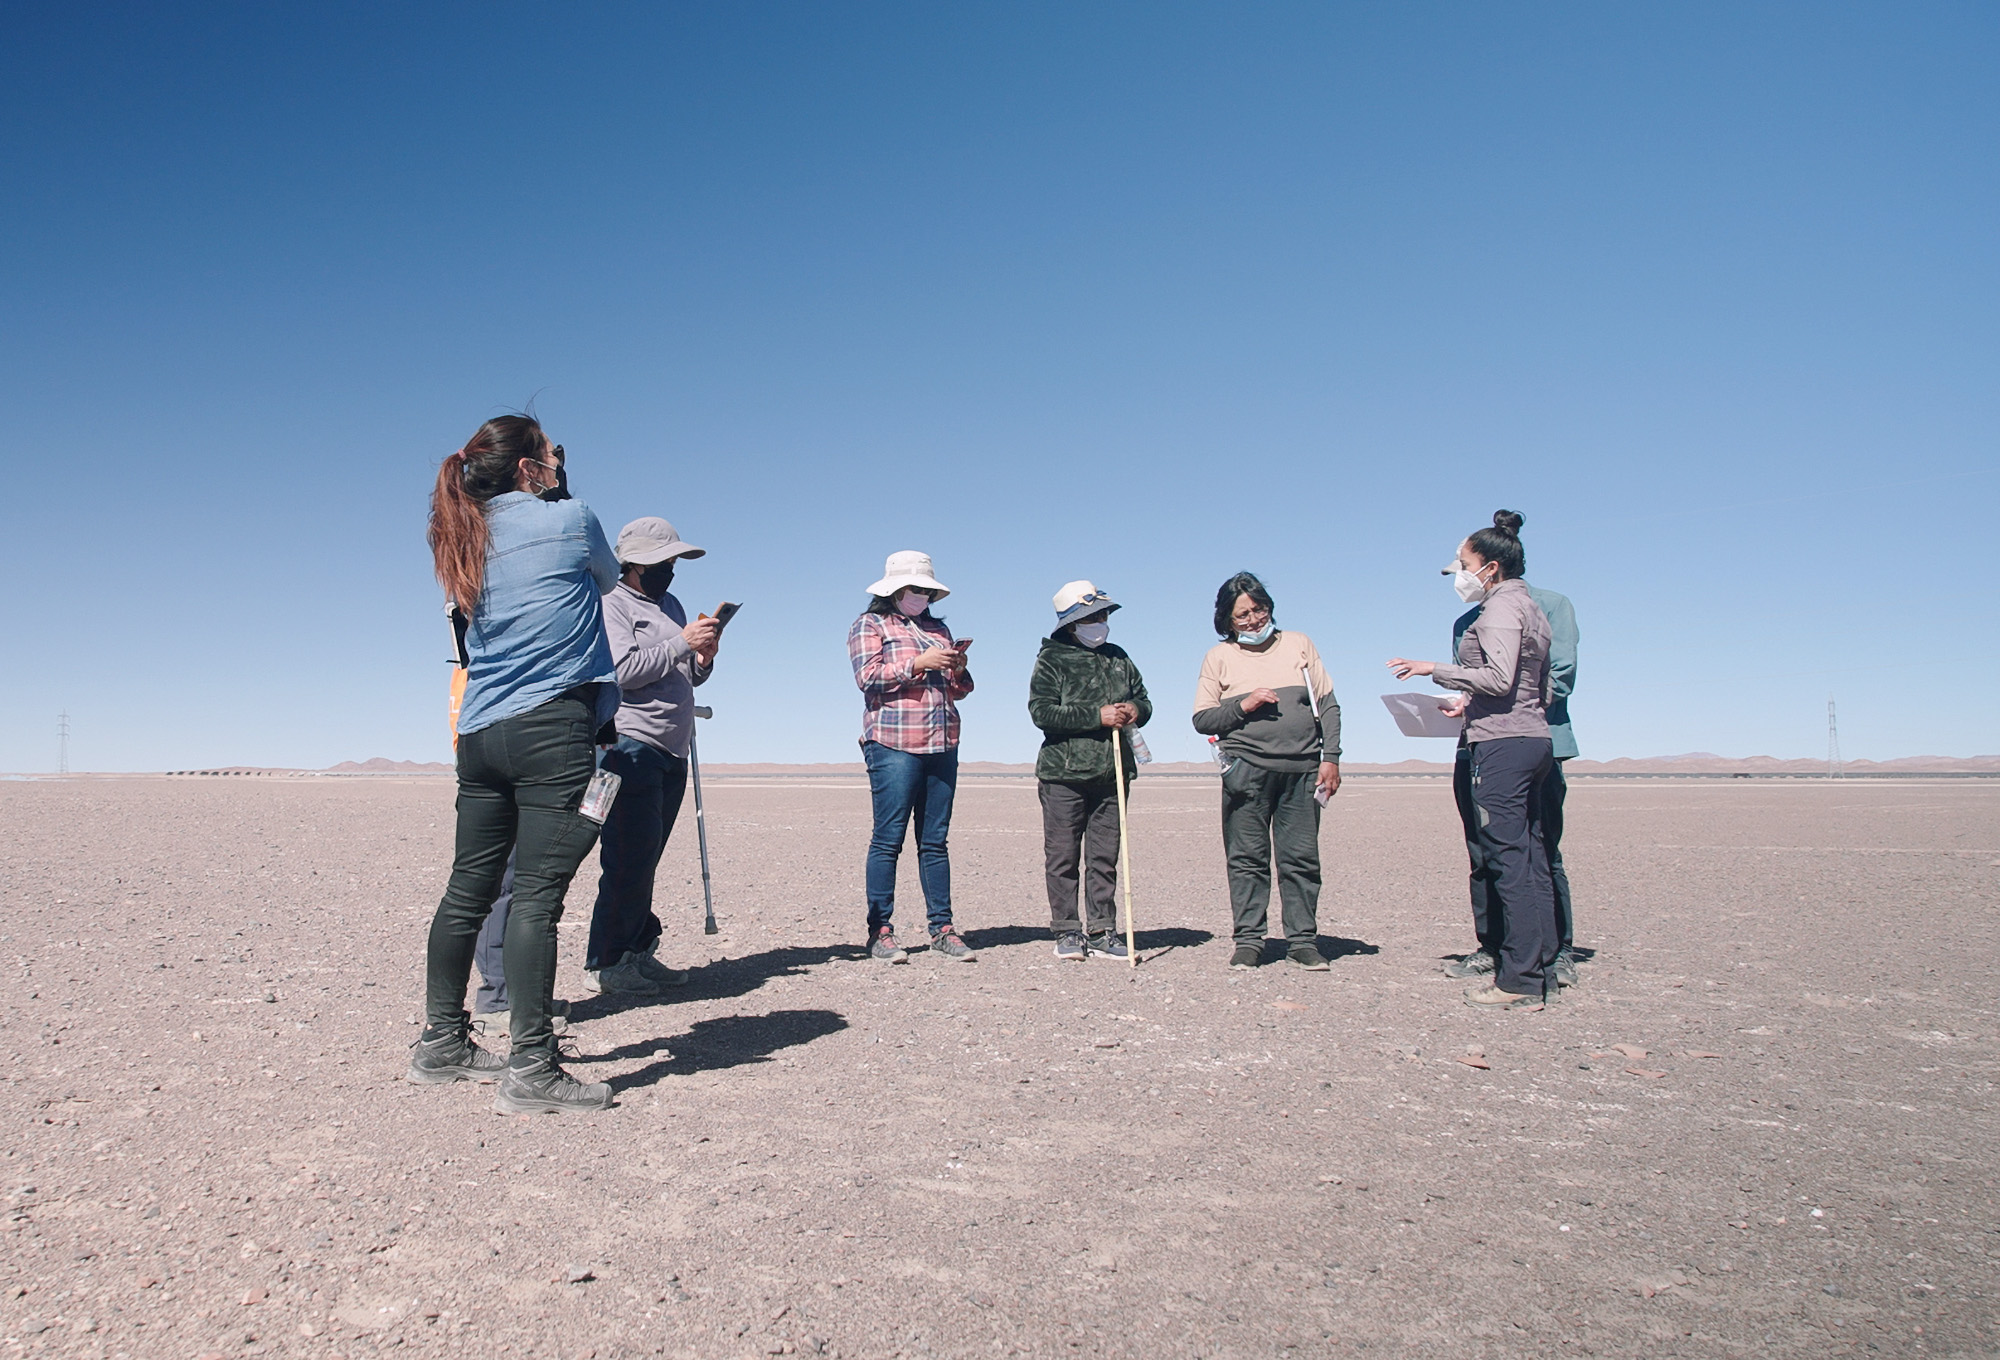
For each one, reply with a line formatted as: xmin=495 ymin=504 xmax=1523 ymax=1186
xmin=896 ymin=589 xmax=931 ymax=617
xmin=1073 ymin=620 xmax=1110 ymax=648
xmin=1452 ymin=567 xmax=1492 ymax=604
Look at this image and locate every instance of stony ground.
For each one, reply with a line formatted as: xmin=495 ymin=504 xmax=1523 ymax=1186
xmin=0 ymin=774 xmax=1995 ymax=1360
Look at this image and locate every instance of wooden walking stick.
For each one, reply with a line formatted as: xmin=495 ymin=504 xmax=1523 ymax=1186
xmin=1112 ymin=726 xmax=1137 ymax=966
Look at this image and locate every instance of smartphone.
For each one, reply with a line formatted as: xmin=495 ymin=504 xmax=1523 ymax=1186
xmin=706 ymin=601 xmax=742 ymax=629
xmin=952 ymin=636 xmax=973 ymax=651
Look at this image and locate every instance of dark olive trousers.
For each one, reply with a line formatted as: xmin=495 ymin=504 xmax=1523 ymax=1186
xmin=1039 ymin=780 xmax=1121 ymax=935
xmin=1219 ymin=760 xmax=1322 ymax=948
xmin=426 ymin=691 xmax=602 ymax=1061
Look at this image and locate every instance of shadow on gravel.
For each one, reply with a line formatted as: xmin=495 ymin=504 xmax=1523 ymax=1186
xmin=957 ymin=924 xmax=1220 ymax=958
xmin=1307 ymin=935 xmax=1380 ymax=962
xmin=593 ymin=1008 xmax=850 ymax=1090
xmin=1135 ymin=926 xmax=1216 ymax=961
xmin=567 ymin=942 xmax=870 ymax=1021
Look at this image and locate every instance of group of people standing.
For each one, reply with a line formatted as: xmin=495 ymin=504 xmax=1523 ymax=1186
xmin=407 ymin=413 xmax=1580 ymax=1115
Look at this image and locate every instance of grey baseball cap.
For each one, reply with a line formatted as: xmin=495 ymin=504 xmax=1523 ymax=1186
xmin=615 ymin=517 xmax=706 ymax=566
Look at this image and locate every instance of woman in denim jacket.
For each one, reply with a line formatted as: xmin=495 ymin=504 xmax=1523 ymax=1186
xmin=409 ymin=414 xmax=621 ymax=1113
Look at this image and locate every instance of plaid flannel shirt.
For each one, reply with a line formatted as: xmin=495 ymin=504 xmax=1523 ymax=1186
xmin=847 ymin=611 xmax=974 ymax=754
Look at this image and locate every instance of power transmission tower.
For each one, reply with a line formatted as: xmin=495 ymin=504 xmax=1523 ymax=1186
xmin=1826 ymin=697 xmax=1842 ymax=779
xmin=57 ymin=711 xmax=70 ymax=776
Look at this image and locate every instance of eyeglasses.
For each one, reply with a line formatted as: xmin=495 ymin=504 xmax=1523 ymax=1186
xmin=1231 ymin=605 xmax=1272 ymax=625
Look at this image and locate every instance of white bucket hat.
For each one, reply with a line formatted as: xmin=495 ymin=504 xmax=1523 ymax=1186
xmin=867 ymin=550 xmax=950 ymax=601
xmin=1053 ymin=579 xmax=1118 ymax=627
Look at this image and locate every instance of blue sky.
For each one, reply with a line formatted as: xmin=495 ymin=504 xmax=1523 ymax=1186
xmin=3 ymin=3 xmax=1994 ymax=771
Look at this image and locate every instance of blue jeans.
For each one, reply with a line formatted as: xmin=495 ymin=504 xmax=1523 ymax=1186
xmin=586 ymin=737 xmax=690 ymax=972
xmin=862 ymin=741 xmax=957 ymax=933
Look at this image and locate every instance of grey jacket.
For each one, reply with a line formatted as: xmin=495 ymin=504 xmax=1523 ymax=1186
xmin=1454 ymin=582 xmax=1578 ymax=758
xmin=1434 ymin=579 xmax=1552 ymax=744
xmin=603 ymin=583 xmax=711 ymax=759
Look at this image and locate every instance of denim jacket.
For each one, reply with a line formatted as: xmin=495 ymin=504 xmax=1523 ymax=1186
xmin=454 ymin=493 xmax=621 ymax=737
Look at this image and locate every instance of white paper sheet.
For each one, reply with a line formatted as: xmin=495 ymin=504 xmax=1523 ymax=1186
xmin=1381 ymin=692 xmax=1464 ymax=738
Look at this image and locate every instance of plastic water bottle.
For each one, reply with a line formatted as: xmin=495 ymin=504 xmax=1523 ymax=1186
xmin=1127 ymin=728 xmax=1153 ymax=765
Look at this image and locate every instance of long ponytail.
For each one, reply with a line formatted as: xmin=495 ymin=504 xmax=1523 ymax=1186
xmin=427 ymin=414 xmax=548 ymax=611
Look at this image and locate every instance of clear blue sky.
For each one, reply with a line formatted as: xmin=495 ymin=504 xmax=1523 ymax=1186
xmin=4 ymin=3 xmax=1995 ymax=771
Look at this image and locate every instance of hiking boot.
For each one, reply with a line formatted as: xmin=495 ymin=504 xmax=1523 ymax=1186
xmin=632 ymin=944 xmax=691 ymax=989
xmin=1054 ymin=931 xmax=1087 ymax=961
xmin=870 ymin=926 xmax=908 ymax=963
xmin=930 ymin=927 xmax=975 ymax=961
xmin=1553 ymin=948 xmax=1579 ymax=988
xmin=1443 ymin=949 xmax=1498 ymax=979
xmin=1229 ymin=945 xmax=1262 ymax=971
xmin=407 ymin=1021 xmax=506 ymax=1085
xmin=1464 ymin=983 xmax=1544 ymax=1011
xmin=592 ymin=953 xmax=670 ymax=1000
xmin=470 ymin=1004 xmax=569 ymax=1041
xmin=1287 ymin=945 xmax=1330 ymax=971
xmin=493 ymin=1056 xmax=613 ymax=1115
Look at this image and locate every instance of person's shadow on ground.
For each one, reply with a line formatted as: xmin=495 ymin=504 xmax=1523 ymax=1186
xmin=582 ymin=1008 xmax=850 ymax=1091
xmin=567 ymin=940 xmax=867 ymax=1022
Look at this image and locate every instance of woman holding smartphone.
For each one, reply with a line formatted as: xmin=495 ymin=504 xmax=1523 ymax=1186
xmin=846 ymin=550 xmax=976 ymax=963
xmin=1388 ymin=511 xmax=1558 ymax=1009
xmin=411 ymin=414 xmax=620 ymax=1113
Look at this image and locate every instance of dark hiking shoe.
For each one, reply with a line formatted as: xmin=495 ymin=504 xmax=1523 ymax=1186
xmin=1229 ymin=945 xmax=1262 ymax=971
xmin=493 ymin=1057 xmax=613 ymax=1115
xmin=1054 ymin=931 xmax=1087 ymax=961
xmin=633 ymin=946 xmax=691 ymax=989
xmin=1553 ymin=949 xmax=1579 ymax=988
xmin=407 ymin=1024 xmax=506 ymax=1085
xmin=1443 ymin=950 xmax=1498 ymax=979
xmin=1463 ymin=983 xmax=1544 ymax=1011
xmin=870 ymin=927 xmax=908 ymax=963
xmin=1287 ymin=945 xmax=1331 ymax=971
xmin=930 ymin=928 xmax=976 ymax=961
xmin=1087 ymin=931 xmax=1129 ymax=961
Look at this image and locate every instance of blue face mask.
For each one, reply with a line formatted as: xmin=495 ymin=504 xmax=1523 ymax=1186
xmin=1238 ymin=622 xmax=1275 ymax=646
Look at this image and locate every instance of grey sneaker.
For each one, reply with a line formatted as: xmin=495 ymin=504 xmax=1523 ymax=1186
xmin=1054 ymin=931 xmax=1087 ymax=961
xmin=1229 ymin=945 xmax=1262 ymax=971
xmin=870 ymin=926 xmax=908 ymax=963
xmin=632 ymin=946 xmax=691 ymax=988
xmin=1443 ymin=950 xmax=1498 ymax=979
xmin=407 ymin=1022 xmax=506 ymax=1085
xmin=930 ymin=927 xmax=975 ymax=961
xmin=1553 ymin=948 xmax=1579 ymax=988
xmin=1287 ymin=945 xmax=1330 ymax=971
xmin=593 ymin=953 xmax=671 ymax=1000
xmin=1086 ymin=931 xmax=1129 ymax=961
xmin=493 ymin=1057 xmax=613 ymax=1114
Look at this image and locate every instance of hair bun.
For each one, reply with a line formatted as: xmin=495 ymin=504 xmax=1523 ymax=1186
xmin=1492 ymin=509 xmax=1524 ymax=536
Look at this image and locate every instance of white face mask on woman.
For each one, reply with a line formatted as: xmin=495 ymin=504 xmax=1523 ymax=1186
xmin=896 ymin=589 xmax=931 ymax=617
xmin=1452 ymin=566 xmax=1492 ymax=604
xmin=1073 ymin=620 xmax=1110 ymax=648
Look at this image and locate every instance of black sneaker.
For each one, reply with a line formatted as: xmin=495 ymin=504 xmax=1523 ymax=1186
xmin=1054 ymin=931 xmax=1087 ymax=961
xmin=1087 ymin=931 xmax=1129 ymax=961
xmin=1287 ymin=945 xmax=1330 ymax=971
xmin=493 ymin=1056 xmax=613 ymax=1114
xmin=870 ymin=926 xmax=908 ymax=963
xmin=407 ymin=1021 xmax=506 ymax=1085
xmin=1229 ymin=945 xmax=1261 ymax=971
xmin=930 ymin=927 xmax=975 ymax=961
xmin=1443 ymin=950 xmax=1498 ymax=979
xmin=1553 ymin=948 xmax=1579 ymax=988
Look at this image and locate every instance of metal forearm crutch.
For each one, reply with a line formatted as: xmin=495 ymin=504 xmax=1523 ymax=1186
xmin=691 ymin=705 xmax=717 ymax=934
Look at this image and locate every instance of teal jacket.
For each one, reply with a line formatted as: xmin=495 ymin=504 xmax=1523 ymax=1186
xmin=1452 ymin=582 xmax=1578 ymax=759
xmin=1027 ymin=633 xmax=1153 ymax=785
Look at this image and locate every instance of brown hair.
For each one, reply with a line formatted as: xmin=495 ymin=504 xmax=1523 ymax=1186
xmin=427 ymin=415 xmax=548 ymax=610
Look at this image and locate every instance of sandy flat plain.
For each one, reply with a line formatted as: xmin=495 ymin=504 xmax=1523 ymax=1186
xmin=1 ymin=774 xmax=1995 ymax=1359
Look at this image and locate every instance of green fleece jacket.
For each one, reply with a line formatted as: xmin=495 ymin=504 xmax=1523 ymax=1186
xmin=1027 ymin=633 xmax=1153 ymax=785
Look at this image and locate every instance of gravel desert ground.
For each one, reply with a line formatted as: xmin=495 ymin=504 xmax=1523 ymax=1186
xmin=1 ymin=774 xmax=1995 ymax=1359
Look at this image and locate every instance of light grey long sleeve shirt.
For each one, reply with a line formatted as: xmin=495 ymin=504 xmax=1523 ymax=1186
xmin=1433 ymin=578 xmax=1552 ymax=743
xmin=1453 ymin=582 xmax=1578 ymax=758
xmin=602 ymin=583 xmax=711 ymax=759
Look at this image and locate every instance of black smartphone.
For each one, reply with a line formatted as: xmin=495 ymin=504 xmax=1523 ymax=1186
xmin=709 ymin=601 xmax=742 ymax=629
